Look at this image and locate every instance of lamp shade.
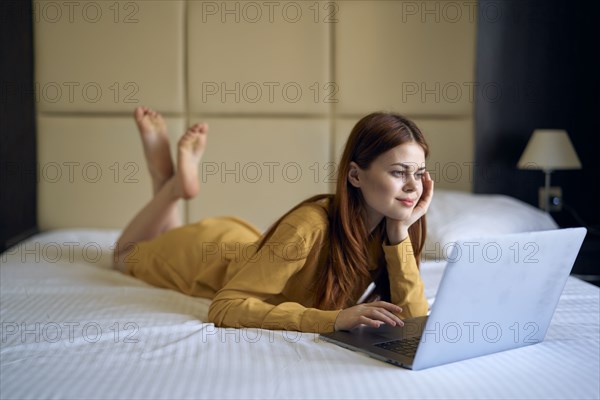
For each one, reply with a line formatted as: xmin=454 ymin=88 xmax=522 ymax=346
xmin=517 ymin=129 xmax=582 ymax=171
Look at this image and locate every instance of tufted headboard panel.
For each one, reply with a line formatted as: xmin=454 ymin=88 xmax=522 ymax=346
xmin=32 ymin=0 xmax=477 ymax=231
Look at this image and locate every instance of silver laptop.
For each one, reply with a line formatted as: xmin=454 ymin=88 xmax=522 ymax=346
xmin=320 ymin=227 xmax=587 ymax=370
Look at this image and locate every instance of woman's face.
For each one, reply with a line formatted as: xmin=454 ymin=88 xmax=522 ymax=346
xmin=348 ymin=142 xmax=426 ymax=231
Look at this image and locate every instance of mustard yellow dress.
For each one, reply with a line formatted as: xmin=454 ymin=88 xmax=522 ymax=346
xmin=124 ymin=198 xmax=428 ymax=333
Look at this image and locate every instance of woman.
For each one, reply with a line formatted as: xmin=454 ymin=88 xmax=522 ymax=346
xmin=113 ymin=107 xmax=434 ymax=334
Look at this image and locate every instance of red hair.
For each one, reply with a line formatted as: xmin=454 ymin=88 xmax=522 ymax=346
xmin=255 ymin=112 xmax=429 ymax=310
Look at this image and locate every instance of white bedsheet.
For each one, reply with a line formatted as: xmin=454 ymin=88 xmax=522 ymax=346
xmin=1 ymin=229 xmax=599 ymax=400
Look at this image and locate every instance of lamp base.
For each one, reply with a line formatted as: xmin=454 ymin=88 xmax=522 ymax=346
xmin=538 ymin=186 xmax=562 ymax=212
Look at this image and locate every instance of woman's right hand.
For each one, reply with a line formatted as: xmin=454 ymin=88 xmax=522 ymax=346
xmin=334 ymin=301 xmax=404 ymax=331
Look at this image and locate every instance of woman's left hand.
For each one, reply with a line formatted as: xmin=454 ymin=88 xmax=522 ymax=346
xmin=386 ymin=170 xmax=434 ymax=244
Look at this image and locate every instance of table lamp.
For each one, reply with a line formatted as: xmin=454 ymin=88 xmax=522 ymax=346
xmin=517 ymin=129 xmax=581 ymax=212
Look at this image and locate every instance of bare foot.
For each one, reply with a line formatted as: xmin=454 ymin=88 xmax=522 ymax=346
xmin=134 ymin=106 xmax=174 ymax=190
xmin=176 ymin=123 xmax=208 ymax=199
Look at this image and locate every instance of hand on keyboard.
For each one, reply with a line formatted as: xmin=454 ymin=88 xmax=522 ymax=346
xmin=334 ymin=301 xmax=404 ymax=331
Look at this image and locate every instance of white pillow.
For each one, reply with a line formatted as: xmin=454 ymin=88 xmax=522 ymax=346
xmin=423 ymin=190 xmax=559 ymax=261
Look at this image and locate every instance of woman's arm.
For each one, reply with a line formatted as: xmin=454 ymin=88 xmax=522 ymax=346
xmin=382 ymin=236 xmax=429 ymax=319
xmin=207 ymin=214 xmax=341 ymax=334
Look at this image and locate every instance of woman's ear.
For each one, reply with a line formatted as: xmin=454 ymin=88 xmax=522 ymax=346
xmin=348 ymin=162 xmax=361 ymax=188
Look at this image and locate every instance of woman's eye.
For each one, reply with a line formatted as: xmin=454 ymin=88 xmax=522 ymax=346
xmin=415 ymin=173 xmax=425 ymax=179
xmin=391 ymin=171 xmax=406 ymax=177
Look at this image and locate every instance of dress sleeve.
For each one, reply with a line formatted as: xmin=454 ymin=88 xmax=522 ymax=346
xmin=382 ymin=236 xmax=429 ymax=319
xmin=207 ymin=219 xmax=341 ymax=333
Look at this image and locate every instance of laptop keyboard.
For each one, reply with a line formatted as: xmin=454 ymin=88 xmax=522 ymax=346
xmin=374 ymin=336 xmax=421 ymax=357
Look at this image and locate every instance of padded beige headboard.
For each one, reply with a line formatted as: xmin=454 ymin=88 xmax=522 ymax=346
xmin=34 ymin=0 xmax=476 ymax=231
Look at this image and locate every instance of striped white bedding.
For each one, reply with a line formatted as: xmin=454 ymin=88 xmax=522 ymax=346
xmin=1 ymin=229 xmax=598 ymax=400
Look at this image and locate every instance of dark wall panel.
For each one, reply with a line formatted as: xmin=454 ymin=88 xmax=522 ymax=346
xmin=1 ymin=0 xmax=38 ymax=252
xmin=474 ymin=0 xmax=600 ymax=226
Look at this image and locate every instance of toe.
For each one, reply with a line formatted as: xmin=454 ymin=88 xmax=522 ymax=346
xmin=134 ymin=106 xmax=144 ymax=119
xmin=192 ymin=123 xmax=208 ymax=133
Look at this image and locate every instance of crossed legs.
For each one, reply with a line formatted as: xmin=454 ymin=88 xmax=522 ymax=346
xmin=113 ymin=107 xmax=208 ymax=273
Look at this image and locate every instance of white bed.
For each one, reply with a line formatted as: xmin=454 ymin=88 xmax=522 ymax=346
xmin=1 ymin=191 xmax=599 ymax=399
